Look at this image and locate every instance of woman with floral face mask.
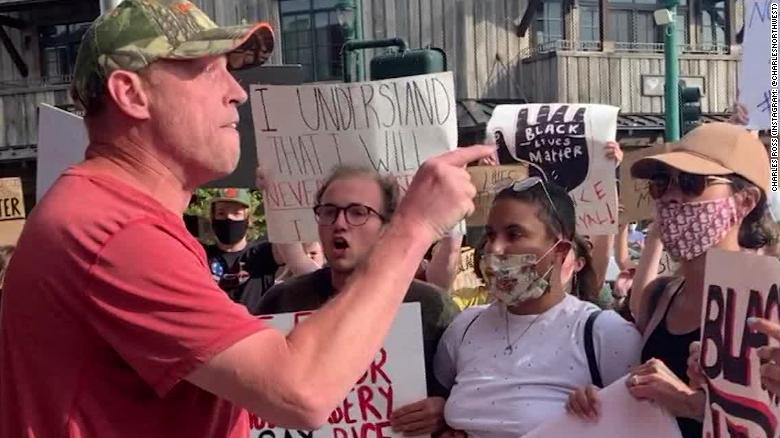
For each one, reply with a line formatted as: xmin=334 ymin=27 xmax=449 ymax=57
xmin=567 ymin=123 xmax=775 ymax=438
xmin=433 ymin=177 xmax=641 ymax=437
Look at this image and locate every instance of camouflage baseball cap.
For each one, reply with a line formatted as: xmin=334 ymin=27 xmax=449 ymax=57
xmin=211 ymin=188 xmax=252 ymax=208
xmin=71 ymin=0 xmax=274 ymax=111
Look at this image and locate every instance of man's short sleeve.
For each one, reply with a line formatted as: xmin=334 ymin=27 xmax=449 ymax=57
xmin=82 ymin=221 xmax=268 ymax=396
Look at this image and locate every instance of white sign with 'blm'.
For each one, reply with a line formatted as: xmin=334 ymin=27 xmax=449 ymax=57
xmin=249 ymin=303 xmax=428 ymax=438
xmin=250 ymin=72 xmax=458 ymax=243
xmin=700 ymin=249 xmax=780 ymax=438
xmin=487 ymin=104 xmax=620 ymax=235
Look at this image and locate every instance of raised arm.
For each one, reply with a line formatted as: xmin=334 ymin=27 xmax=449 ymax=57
xmin=629 ymin=223 xmax=664 ymax=330
xmin=425 ymin=232 xmax=463 ymax=291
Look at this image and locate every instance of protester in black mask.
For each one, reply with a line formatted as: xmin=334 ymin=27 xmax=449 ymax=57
xmin=204 ymin=188 xmax=321 ymax=309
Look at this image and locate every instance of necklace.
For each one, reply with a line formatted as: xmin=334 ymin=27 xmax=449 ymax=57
xmin=503 ymin=307 xmax=544 ymax=355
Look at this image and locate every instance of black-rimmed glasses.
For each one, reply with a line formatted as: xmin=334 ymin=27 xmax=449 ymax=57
xmin=313 ymin=203 xmax=386 ymax=226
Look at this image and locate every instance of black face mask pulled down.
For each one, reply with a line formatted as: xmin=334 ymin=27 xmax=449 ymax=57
xmin=212 ymin=218 xmax=248 ymax=245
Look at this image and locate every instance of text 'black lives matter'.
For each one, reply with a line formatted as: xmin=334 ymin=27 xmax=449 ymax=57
xmin=514 ymin=105 xmax=588 ymax=192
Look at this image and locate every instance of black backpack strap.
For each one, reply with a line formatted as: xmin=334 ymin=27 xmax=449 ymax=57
xmin=460 ymin=312 xmax=483 ymax=345
xmin=584 ymin=310 xmax=603 ymax=388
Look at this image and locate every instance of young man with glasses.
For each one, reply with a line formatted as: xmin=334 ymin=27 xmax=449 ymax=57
xmin=250 ymin=166 xmax=460 ymax=436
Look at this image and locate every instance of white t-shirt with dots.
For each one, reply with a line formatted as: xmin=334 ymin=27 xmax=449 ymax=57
xmin=434 ymin=295 xmax=642 ymax=437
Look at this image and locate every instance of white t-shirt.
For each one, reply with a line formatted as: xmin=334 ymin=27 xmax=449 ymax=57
xmin=434 ymin=295 xmax=642 ymax=438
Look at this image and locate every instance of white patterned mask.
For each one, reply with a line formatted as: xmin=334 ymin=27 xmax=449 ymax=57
xmin=480 ymin=242 xmax=559 ymax=306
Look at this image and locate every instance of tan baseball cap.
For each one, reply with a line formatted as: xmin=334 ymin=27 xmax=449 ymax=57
xmin=71 ymin=0 xmax=274 ymax=111
xmin=631 ymin=122 xmax=770 ymax=193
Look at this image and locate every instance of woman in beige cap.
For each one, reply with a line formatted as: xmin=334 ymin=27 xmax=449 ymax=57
xmin=566 ymin=122 xmax=774 ymax=438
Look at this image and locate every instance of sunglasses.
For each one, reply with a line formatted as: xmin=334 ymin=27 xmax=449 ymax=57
xmin=491 ymin=176 xmax=567 ymax=232
xmin=648 ymin=172 xmax=732 ymax=200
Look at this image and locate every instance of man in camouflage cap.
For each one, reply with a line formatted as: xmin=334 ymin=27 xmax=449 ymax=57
xmin=0 ymin=0 xmax=492 ymax=436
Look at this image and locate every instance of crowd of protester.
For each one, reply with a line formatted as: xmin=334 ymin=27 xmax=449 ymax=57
xmin=189 ymin=117 xmax=779 ymax=438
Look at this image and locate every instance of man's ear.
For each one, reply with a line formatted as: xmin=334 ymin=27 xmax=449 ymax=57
xmin=105 ymin=69 xmax=152 ymax=120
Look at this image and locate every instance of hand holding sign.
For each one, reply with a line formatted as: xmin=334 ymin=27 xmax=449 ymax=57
xmin=686 ymin=341 xmax=706 ymax=391
xmin=394 ymin=145 xmax=495 ymax=243
xmin=626 ymin=358 xmax=705 ymax=420
xmin=604 ymin=141 xmax=623 ymax=166
xmin=390 ymin=396 xmax=446 ymax=436
xmin=748 ymin=318 xmax=780 ymax=396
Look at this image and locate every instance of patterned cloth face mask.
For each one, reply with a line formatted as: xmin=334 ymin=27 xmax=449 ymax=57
xmin=656 ymin=196 xmax=747 ymax=262
xmin=480 ymin=242 xmax=560 ymax=307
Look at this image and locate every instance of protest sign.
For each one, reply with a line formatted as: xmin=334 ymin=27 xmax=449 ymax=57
xmin=250 ymin=72 xmax=458 ymax=242
xmin=524 ymin=375 xmax=682 ymax=438
xmin=700 ymin=249 xmax=780 ymax=438
xmin=486 ymin=104 xmax=620 ymax=235
xmin=250 ymin=303 xmax=428 ymax=438
xmin=619 ymin=144 xmax=671 ymax=223
xmin=36 ymin=104 xmax=88 ymax=201
xmin=466 ymin=164 xmax=529 ymax=226
xmin=740 ymin=0 xmax=775 ymax=130
xmin=0 ymin=177 xmax=26 ymax=245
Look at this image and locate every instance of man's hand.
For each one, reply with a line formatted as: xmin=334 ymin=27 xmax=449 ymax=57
xmin=478 ymin=149 xmax=499 ymax=166
xmin=390 ymin=397 xmax=446 ymax=436
xmin=394 ymin=145 xmax=495 ymax=243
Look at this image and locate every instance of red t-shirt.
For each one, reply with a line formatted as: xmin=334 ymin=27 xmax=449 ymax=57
xmin=0 ymin=166 xmax=267 ymax=437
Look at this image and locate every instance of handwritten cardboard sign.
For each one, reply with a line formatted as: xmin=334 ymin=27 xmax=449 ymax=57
xmin=619 ymin=144 xmax=671 ymax=223
xmin=36 ymin=104 xmax=89 ymax=201
xmin=466 ymin=164 xmax=529 ymax=226
xmin=250 ymin=73 xmax=458 ymax=243
xmin=0 ymin=177 xmax=26 ymax=245
xmin=524 ymin=376 xmax=682 ymax=438
xmin=487 ymin=104 xmax=619 ymax=235
xmin=0 ymin=178 xmax=25 ymax=222
xmin=740 ymin=0 xmax=774 ymax=130
xmin=700 ymin=249 xmax=780 ymax=437
xmin=250 ymin=303 xmax=428 ymax=438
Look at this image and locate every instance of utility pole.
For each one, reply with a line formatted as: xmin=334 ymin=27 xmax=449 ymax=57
xmin=658 ymin=0 xmax=680 ymax=141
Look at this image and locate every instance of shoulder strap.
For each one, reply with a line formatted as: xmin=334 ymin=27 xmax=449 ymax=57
xmin=641 ymin=276 xmax=683 ymax=344
xmin=460 ymin=311 xmax=483 ymax=344
xmin=584 ymin=310 xmax=603 ymax=388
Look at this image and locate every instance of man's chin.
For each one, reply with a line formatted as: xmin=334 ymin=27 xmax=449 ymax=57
xmin=328 ymin=259 xmax=356 ymax=273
